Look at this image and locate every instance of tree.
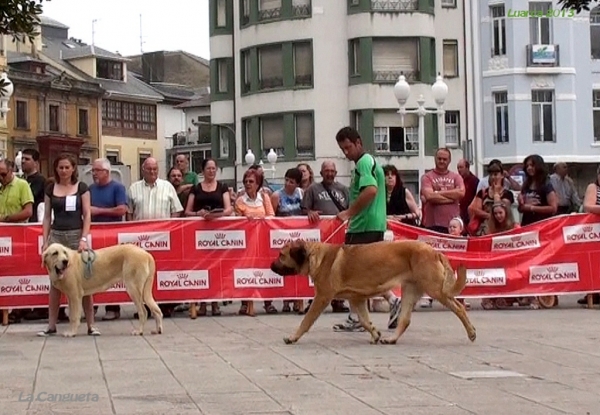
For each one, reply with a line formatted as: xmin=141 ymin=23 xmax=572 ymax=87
xmin=0 ymin=0 xmax=48 ymax=93
xmin=558 ymin=0 xmax=598 ymax=13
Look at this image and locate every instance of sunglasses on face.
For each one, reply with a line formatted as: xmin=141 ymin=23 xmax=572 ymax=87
xmin=244 ymin=180 xmax=255 ymax=184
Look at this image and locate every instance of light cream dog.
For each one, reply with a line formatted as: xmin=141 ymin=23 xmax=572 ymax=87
xmin=41 ymin=243 xmax=163 ymax=337
xmin=270 ymin=239 xmax=476 ymax=345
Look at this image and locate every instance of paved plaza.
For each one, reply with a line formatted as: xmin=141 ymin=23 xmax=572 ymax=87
xmin=1 ymin=297 xmax=599 ymax=415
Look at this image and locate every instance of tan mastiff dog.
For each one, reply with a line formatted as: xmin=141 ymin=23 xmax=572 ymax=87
xmin=270 ymin=239 xmax=476 ymax=345
xmin=41 ymin=243 xmax=163 ymax=337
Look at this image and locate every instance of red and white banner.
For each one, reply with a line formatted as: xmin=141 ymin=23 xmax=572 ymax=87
xmin=0 ymin=213 xmax=599 ymax=308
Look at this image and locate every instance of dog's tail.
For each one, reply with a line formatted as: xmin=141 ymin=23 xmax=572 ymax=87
xmin=142 ymin=255 xmax=157 ymax=306
xmin=439 ymin=253 xmax=467 ymax=298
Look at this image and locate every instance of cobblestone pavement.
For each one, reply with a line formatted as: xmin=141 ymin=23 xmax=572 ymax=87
xmin=1 ymin=296 xmax=599 ymax=415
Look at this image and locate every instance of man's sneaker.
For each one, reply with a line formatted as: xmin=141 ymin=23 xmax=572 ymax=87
xmin=36 ymin=328 xmax=57 ymax=337
xmin=333 ymin=315 xmax=365 ymax=332
xmin=420 ymin=298 xmax=433 ymax=308
xmin=387 ymin=298 xmax=401 ymax=330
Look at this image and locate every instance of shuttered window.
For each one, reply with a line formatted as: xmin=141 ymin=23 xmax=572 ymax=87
xmin=372 ymin=38 xmax=418 ymax=78
xmin=259 ymin=45 xmax=283 ymax=88
xmin=293 ymin=42 xmax=312 ymax=86
xmin=295 ymin=113 xmax=313 ymax=155
xmin=443 ymin=40 xmax=458 ymax=77
xmin=260 ymin=115 xmax=285 ymax=156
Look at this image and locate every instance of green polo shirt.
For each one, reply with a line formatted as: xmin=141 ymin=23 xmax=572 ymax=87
xmin=0 ymin=176 xmax=34 ymax=222
xmin=183 ymin=171 xmax=199 ymax=186
xmin=347 ymin=153 xmax=387 ymax=233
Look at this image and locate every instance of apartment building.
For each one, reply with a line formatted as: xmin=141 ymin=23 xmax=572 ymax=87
xmin=209 ymin=0 xmax=469 ymax=192
xmin=475 ymin=0 xmax=600 ymax=183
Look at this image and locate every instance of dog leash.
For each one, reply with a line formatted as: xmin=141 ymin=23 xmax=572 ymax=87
xmin=323 ymin=220 xmax=348 ymax=243
xmin=80 ymin=248 xmax=96 ymax=280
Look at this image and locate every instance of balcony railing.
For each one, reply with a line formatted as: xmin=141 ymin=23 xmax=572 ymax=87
xmin=292 ymin=4 xmax=311 ymax=16
xmin=294 ymin=74 xmax=313 ymax=86
xmin=526 ymin=44 xmax=560 ymax=67
xmin=371 ymin=0 xmax=418 ymax=11
xmin=258 ymin=7 xmax=282 ymax=20
xmin=373 ymin=69 xmax=418 ymax=83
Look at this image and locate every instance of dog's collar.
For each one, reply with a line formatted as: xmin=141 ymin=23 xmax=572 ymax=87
xmin=80 ymin=249 xmax=96 ymax=280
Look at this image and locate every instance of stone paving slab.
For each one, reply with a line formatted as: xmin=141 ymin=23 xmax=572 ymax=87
xmin=1 ymin=296 xmax=600 ymax=415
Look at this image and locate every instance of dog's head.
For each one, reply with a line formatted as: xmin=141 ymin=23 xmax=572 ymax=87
xmin=270 ymin=239 xmax=309 ymax=276
xmin=41 ymin=243 xmax=71 ymax=281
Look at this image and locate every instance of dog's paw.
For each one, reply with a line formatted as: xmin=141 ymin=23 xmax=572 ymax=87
xmin=151 ymin=329 xmax=162 ymax=335
xmin=62 ymin=332 xmax=76 ymax=338
xmin=370 ymin=331 xmax=382 ymax=345
xmin=283 ymin=337 xmax=297 ymax=345
xmin=468 ymin=329 xmax=477 ymax=342
xmin=131 ymin=330 xmax=143 ymax=336
xmin=379 ymin=336 xmax=397 ymax=345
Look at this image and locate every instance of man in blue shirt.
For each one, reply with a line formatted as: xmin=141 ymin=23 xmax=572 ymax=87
xmin=89 ymin=158 xmax=128 ymax=320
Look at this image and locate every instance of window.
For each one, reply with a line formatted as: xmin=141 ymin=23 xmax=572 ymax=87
xmin=217 ymin=60 xmax=228 ymax=92
xmin=191 ymin=149 xmax=212 ymax=174
xmin=445 ymin=111 xmax=459 ymax=147
xmin=491 ymin=5 xmax=506 ymax=56
xmin=441 ymin=0 xmax=456 ymax=7
xmin=593 ymin=90 xmax=600 ymax=142
xmin=293 ymin=41 xmax=313 ymax=87
xmin=219 ymin=127 xmax=230 ymax=158
xmin=260 ymin=115 xmax=285 ymax=158
xmin=138 ymin=152 xmax=151 ymax=179
xmin=78 ymin=108 xmax=89 ymax=136
xmin=48 ymin=104 xmax=59 ymax=132
xmin=292 ymin=0 xmax=311 ymax=16
xmin=373 ymin=113 xmax=418 ymax=153
xmin=15 ymin=100 xmax=28 ymax=129
xmin=259 ymin=0 xmax=282 ymax=20
xmin=259 ymin=45 xmax=283 ymax=89
xmin=295 ymin=113 xmax=313 ymax=156
xmin=529 ymin=2 xmax=551 ymax=45
xmin=102 ymin=100 xmax=157 ymax=136
xmin=242 ymin=118 xmax=252 ymax=156
xmin=591 ymin=6 xmax=600 ymax=59
xmin=531 ymin=89 xmax=555 ymax=142
xmin=493 ymin=91 xmax=509 ymax=143
xmin=350 ymin=39 xmax=360 ymax=76
xmin=106 ymin=150 xmax=120 ymax=165
xmin=443 ymin=40 xmax=459 ymax=78
xmin=241 ymin=50 xmax=251 ymax=93
xmin=241 ymin=0 xmax=250 ymax=25
xmin=217 ymin=0 xmax=227 ymax=27
xmin=372 ymin=38 xmax=418 ymax=82
xmin=96 ymin=59 xmax=123 ymax=81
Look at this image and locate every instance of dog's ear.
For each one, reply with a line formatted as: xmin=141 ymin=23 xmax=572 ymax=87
xmin=289 ymin=244 xmax=307 ymax=266
xmin=41 ymin=249 xmax=48 ymax=269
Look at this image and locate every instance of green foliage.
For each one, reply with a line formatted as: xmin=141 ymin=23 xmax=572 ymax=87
xmin=0 ymin=0 xmax=47 ymax=43
xmin=558 ymin=0 xmax=598 ymax=13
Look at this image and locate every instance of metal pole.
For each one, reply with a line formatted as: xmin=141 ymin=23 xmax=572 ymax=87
xmin=417 ymin=106 xmax=426 ymax=185
xmin=437 ymin=109 xmax=446 ymax=148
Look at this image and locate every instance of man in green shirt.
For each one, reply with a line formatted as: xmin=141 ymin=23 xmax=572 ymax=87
xmin=0 ymin=159 xmax=34 ymax=223
xmin=334 ymin=127 xmax=401 ymax=332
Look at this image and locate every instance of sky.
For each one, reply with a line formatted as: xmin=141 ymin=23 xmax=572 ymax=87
xmin=40 ymin=0 xmax=211 ymax=59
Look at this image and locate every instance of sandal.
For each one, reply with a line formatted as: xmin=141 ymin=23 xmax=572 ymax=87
xmin=282 ymin=304 xmax=291 ymax=313
xmin=211 ymin=303 xmax=221 ymax=316
xmin=264 ymin=302 xmax=278 ymax=314
xmin=198 ymin=303 xmax=207 ymax=317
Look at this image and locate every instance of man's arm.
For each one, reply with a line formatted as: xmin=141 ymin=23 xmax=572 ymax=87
xmin=169 ymin=185 xmax=184 ymax=217
xmin=421 ymin=174 xmax=454 ymax=204
xmin=300 ymin=185 xmax=314 ymax=214
xmin=126 ymin=185 xmax=134 ymax=221
xmin=344 ymin=158 xmax=378 ymax=218
xmin=346 ymin=185 xmax=377 ymax=217
xmin=438 ymin=175 xmax=465 ymax=201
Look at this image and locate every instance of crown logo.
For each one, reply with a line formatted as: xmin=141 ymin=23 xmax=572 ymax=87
xmin=215 ymin=233 xmax=226 ymax=239
xmin=138 ymin=235 xmax=150 ymax=241
xmin=547 ymin=266 xmax=558 ymax=273
xmin=289 ymin=232 xmax=301 ymax=238
xmin=177 ymin=273 xmax=188 ymax=279
xmin=511 ymin=236 xmax=521 ymax=242
xmin=583 ymin=226 xmax=593 ymax=232
xmin=18 ymin=278 xmax=30 ymax=285
xmin=474 ymin=270 xmax=485 ymax=277
xmin=253 ymin=271 xmax=263 ymax=277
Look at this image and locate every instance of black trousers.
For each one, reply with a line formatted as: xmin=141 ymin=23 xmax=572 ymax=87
xmin=344 ymin=231 xmax=385 ymax=245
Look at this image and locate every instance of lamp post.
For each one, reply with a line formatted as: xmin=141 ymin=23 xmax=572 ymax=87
xmin=14 ymin=150 xmax=24 ymax=177
xmin=244 ymin=148 xmax=278 ymax=179
xmin=0 ymin=72 xmax=14 ymax=161
xmin=393 ymin=72 xmax=448 ymax=185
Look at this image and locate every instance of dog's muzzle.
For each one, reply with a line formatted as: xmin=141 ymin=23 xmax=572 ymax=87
xmin=270 ymin=261 xmax=297 ymax=276
xmin=54 ymin=259 xmax=68 ymax=279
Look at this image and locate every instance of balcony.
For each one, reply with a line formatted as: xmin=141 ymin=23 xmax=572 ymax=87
xmin=526 ymin=44 xmax=560 ymax=67
xmin=371 ymin=0 xmax=418 ymax=11
xmin=373 ymin=69 xmax=418 ymax=83
xmin=258 ymin=7 xmax=282 ymax=21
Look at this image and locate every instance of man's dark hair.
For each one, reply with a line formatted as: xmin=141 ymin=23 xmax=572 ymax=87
xmin=22 ymin=148 xmax=40 ymax=161
xmin=284 ymin=167 xmax=303 ymax=185
xmin=335 ymin=126 xmax=361 ymax=144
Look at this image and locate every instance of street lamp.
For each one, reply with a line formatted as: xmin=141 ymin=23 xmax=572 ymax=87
xmin=245 ymin=148 xmax=278 ymax=179
xmin=394 ymin=72 xmax=448 ymax=184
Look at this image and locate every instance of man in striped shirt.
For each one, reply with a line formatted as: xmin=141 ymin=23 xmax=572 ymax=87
xmin=127 ymin=157 xmax=183 ymax=317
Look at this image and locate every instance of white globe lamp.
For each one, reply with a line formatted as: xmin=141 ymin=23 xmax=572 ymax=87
xmin=393 ymin=74 xmax=411 ymax=107
xmin=431 ymin=74 xmax=448 ymax=107
xmin=14 ymin=150 xmax=23 ymax=177
xmin=244 ymin=149 xmax=255 ymax=165
xmin=0 ymin=72 xmax=14 ymax=117
xmin=267 ymin=148 xmax=277 ymax=165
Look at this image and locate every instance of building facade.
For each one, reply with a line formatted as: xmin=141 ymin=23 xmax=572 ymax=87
xmin=209 ymin=0 xmax=469 ymax=192
xmin=475 ymin=0 xmax=600 ymax=184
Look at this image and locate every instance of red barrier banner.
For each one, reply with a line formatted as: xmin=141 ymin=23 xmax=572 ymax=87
xmin=1 ymin=213 xmax=599 ymax=308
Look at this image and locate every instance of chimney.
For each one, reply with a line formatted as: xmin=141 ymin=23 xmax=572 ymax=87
xmin=142 ymin=51 xmax=165 ymax=83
